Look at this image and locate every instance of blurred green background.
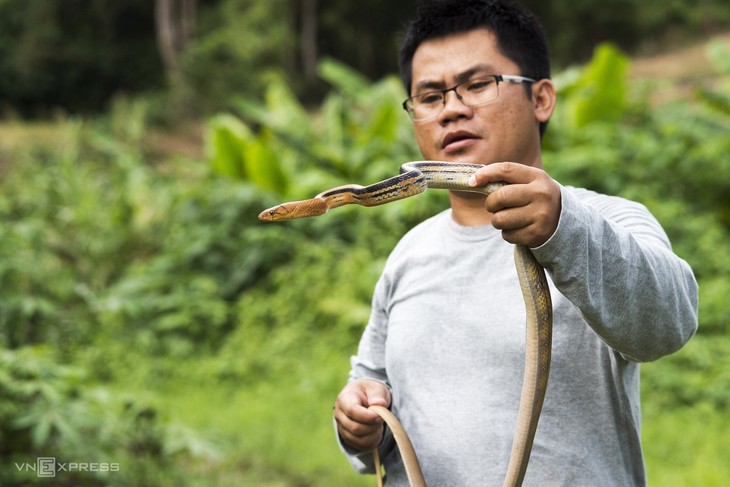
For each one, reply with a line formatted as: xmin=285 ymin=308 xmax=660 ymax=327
xmin=1 ymin=0 xmax=729 ymax=485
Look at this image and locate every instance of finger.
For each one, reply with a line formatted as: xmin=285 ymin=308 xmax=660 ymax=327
xmin=336 ymin=391 xmax=382 ymax=424
xmin=337 ymin=419 xmax=385 ymax=451
xmin=343 ymin=379 xmax=391 ymax=412
xmin=336 ymin=380 xmax=390 ymax=417
xmin=490 ymin=206 xmax=532 ymax=232
xmin=485 ymin=183 xmax=532 ymax=214
xmin=334 ymin=399 xmax=385 ymax=451
xmin=360 ymin=380 xmax=391 ymax=408
xmin=335 ymin=406 xmax=383 ymax=437
xmin=468 ymin=161 xmax=533 ymax=188
xmin=495 ymin=207 xmax=556 ymax=247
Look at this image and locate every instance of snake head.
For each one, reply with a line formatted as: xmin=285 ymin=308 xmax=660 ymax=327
xmin=258 ymin=199 xmax=325 ymax=222
xmin=259 ymin=198 xmax=329 ymax=222
xmin=258 ymin=204 xmax=290 ymax=222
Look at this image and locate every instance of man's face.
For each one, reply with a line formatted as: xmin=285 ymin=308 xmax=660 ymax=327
xmin=409 ymin=28 xmax=543 ymax=167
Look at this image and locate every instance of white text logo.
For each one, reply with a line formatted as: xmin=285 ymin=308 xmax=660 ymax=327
xmin=14 ymin=457 xmax=121 ymax=477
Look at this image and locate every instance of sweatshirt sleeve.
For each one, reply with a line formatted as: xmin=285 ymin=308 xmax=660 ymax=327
xmin=334 ymin=275 xmax=397 ymax=473
xmin=531 ymin=185 xmax=698 ymax=362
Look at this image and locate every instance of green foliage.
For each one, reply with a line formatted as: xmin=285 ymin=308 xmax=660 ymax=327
xmin=214 ymin=242 xmax=385 ymax=383
xmin=520 ymin=0 xmax=638 ymax=63
xmin=0 ymin=118 xmax=293 ymax=358
xmin=206 ymin=113 xmax=290 ymax=193
xmin=1 ymin=42 xmax=730 ymax=485
xmin=2 ymin=0 xmax=729 ymax=116
xmin=0 ymin=121 xmax=145 ymax=351
xmin=642 ymin=335 xmax=730 ymax=410
xmin=0 ymin=0 xmax=162 ymax=115
xmin=92 ymin=179 xmax=292 ymax=356
xmin=182 ymin=0 xmax=294 ymax=114
xmin=208 ymin=59 xmax=428 ymax=207
xmin=642 ymin=403 xmax=730 ymax=486
xmin=546 ymin=42 xmax=730 ymax=335
xmin=0 ymin=347 xmax=219 ymax=487
xmin=706 ymin=38 xmax=730 ymax=75
xmin=557 ymin=44 xmax=629 ymax=128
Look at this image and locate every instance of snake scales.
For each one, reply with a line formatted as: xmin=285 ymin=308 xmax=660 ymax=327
xmin=258 ymin=161 xmax=553 ymax=487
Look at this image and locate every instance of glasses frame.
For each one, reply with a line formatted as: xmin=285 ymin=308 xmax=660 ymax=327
xmin=402 ymin=74 xmax=536 ymax=122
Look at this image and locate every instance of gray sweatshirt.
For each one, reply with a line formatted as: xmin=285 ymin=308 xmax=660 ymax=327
xmin=338 ymin=185 xmax=698 ymax=486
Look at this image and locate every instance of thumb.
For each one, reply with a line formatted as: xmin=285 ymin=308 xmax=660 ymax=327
xmin=361 ymin=380 xmax=391 ymax=408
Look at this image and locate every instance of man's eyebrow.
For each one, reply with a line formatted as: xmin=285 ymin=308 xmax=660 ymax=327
xmin=413 ymin=79 xmax=445 ymax=92
xmin=413 ymin=64 xmax=495 ymax=93
xmin=454 ymin=65 xmax=494 ymax=83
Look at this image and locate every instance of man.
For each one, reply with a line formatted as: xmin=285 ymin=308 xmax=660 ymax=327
xmin=333 ymin=0 xmax=698 ymax=485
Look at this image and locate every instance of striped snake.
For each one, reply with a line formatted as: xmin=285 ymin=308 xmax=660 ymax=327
xmin=258 ymin=161 xmax=553 ymax=487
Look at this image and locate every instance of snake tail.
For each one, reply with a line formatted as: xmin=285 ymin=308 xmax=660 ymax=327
xmin=369 ymin=405 xmax=427 ymax=487
xmin=503 ymin=245 xmax=553 ymax=487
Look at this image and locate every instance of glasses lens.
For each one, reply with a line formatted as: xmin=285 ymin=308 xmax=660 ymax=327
xmin=406 ymin=76 xmax=500 ymax=121
xmin=459 ymin=77 xmax=499 ymax=107
xmin=409 ymin=93 xmax=443 ymax=121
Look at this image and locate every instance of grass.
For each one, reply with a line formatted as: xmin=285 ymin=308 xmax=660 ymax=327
xmin=131 ymin=342 xmax=373 ymax=487
xmin=641 ymin=335 xmax=730 ymax=485
xmin=0 ymin=119 xmax=80 ymax=152
xmin=106 ymin=334 xmax=730 ymax=487
xmin=643 ymin=405 xmax=729 ymax=486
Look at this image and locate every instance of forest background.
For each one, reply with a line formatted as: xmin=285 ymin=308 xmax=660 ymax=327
xmin=1 ymin=0 xmax=729 ymax=485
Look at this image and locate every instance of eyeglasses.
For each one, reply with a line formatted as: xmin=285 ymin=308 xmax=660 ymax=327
xmin=402 ymin=74 xmax=536 ymax=122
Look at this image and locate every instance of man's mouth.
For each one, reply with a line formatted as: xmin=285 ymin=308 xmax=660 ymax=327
xmin=441 ymin=130 xmax=480 ymax=152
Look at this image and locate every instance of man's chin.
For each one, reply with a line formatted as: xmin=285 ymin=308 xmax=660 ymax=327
xmin=436 ymin=155 xmax=490 ymax=166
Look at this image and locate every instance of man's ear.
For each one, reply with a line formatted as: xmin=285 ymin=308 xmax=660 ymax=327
xmin=532 ymin=79 xmax=556 ymax=124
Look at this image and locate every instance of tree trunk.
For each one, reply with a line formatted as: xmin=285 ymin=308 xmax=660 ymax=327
xmin=155 ymin=0 xmax=197 ymax=88
xmin=300 ymin=0 xmax=318 ymax=79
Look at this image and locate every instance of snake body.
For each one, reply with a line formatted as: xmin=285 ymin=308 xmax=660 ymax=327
xmin=259 ymin=161 xmax=553 ymax=487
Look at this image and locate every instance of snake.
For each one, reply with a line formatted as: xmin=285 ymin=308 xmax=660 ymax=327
xmin=258 ymin=161 xmax=553 ymax=487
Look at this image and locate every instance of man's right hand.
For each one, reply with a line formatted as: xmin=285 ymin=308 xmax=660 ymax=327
xmin=334 ymin=379 xmax=392 ymax=451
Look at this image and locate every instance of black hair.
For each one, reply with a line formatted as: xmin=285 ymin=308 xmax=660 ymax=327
xmin=399 ymin=0 xmax=551 ymax=134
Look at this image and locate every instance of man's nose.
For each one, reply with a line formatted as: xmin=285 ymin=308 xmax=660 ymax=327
xmin=438 ymin=89 xmax=473 ymax=122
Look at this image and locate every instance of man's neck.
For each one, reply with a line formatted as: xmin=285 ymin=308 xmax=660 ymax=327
xmin=449 ymin=191 xmax=493 ymax=227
